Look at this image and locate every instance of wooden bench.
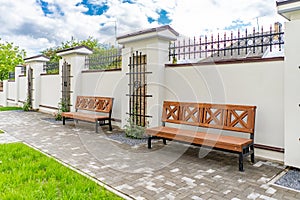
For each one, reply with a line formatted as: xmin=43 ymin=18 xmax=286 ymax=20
xmin=146 ymin=101 xmax=256 ymax=171
xmin=62 ymin=96 xmax=113 ymax=133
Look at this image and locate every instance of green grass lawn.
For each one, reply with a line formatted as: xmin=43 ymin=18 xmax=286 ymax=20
xmin=0 ymin=106 xmax=23 ymax=111
xmin=0 ymin=143 xmax=122 ymax=199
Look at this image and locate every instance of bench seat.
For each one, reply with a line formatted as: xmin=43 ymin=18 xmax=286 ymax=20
xmin=147 ymin=126 xmax=253 ymax=152
xmin=62 ymin=96 xmax=113 ymax=133
xmin=62 ymin=112 xmax=110 ymax=123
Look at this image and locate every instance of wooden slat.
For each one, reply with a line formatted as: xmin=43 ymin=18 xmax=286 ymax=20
xmin=160 ymin=101 xmax=256 ymax=134
xmin=162 ymin=101 xmax=181 ymax=122
xmin=62 ymin=112 xmax=109 ymax=123
xmin=75 ymin=96 xmax=113 ymax=113
xmin=146 ymin=126 xmax=253 ymax=152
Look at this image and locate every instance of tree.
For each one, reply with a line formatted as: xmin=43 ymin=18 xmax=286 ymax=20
xmin=41 ymin=36 xmax=100 ymax=63
xmin=42 ymin=37 xmax=121 ymax=71
xmin=0 ymin=39 xmax=26 ymax=81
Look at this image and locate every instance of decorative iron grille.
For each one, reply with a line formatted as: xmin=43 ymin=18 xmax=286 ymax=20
xmin=85 ymin=48 xmax=122 ymax=70
xmin=127 ymin=51 xmax=152 ymax=126
xmin=169 ymin=24 xmax=284 ymax=63
xmin=61 ymin=61 xmax=71 ymax=111
xmin=27 ymin=67 xmax=33 ymax=108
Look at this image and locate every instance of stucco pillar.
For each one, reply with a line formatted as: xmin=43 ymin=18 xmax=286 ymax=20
xmin=14 ymin=65 xmax=22 ymax=105
xmin=24 ymin=55 xmax=49 ymax=110
xmin=277 ymin=1 xmax=300 ymax=168
xmin=2 ymin=80 xmax=8 ymax=106
xmin=57 ymin=46 xmax=93 ymax=112
xmin=117 ymin=25 xmax=179 ymax=128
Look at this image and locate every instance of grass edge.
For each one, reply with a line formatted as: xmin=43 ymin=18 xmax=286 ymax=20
xmin=22 ymin=141 xmax=131 ymax=200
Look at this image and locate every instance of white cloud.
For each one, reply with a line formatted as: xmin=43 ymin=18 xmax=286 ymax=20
xmin=170 ymin=0 xmax=285 ymax=37
xmin=0 ymin=0 xmax=286 ymax=57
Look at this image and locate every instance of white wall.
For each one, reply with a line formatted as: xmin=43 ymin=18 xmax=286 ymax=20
xmin=0 ymin=92 xmax=4 ymax=106
xmin=7 ymin=81 xmax=16 ymax=105
xmin=18 ymin=76 xmax=27 ymax=103
xmin=80 ymin=70 xmax=123 ymax=121
xmin=40 ymin=74 xmax=61 ymax=109
xmin=165 ymin=60 xmax=284 ymax=151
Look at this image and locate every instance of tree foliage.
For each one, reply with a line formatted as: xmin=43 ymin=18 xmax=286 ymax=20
xmin=42 ymin=36 xmax=121 ymax=71
xmin=0 ymin=39 xmax=26 ymax=81
xmin=41 ymin=37 xmax=100 ymax=63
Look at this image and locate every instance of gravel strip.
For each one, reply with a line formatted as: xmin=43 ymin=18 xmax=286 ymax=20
xmin=107 ymin=132 xmax=147 ymax=146
xmin=275 ymin=168 xmax=300 ymax=191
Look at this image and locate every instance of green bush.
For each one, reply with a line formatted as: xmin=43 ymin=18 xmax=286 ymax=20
xmin=54 ymin=99 xmax=69 ymax=121
xmin=124 ymin=117 xmax=146 ymax=139
xmin=22 ymin=98 xmax=31 ymax=111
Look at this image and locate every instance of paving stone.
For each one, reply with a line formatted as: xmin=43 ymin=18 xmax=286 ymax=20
xmin=0 ymin=111 xmax=296 ymax=200
xmin=282 ymin=195 xmax=299 ymax=200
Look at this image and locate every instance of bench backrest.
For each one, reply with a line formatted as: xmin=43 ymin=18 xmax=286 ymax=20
xmin=75 ymin=96 xmax=113 ymax=113
xmin=162 ymin=101 xmax=256 ymax=134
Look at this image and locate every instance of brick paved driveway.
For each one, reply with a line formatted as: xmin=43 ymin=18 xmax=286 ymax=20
xmin=0 ymin=111 xmax=299 ymax=200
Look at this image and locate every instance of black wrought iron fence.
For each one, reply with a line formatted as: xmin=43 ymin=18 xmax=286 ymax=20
xmin=0 ymin=81 xmax=3 ymax=91
xmin=21 ymin=66 xmax=26 ymax=75
xmin=85 ymin=48 xmax=122 ymax=70
xmin=169 ymin=24 xmax=284 ymax=63
xmin=43 ymin=62 xmax=59 ymax=74
xmin=8 ymin=72 xmax=15 ymax=80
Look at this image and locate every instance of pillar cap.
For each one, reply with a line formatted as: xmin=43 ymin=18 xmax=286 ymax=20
xmin=24 ymin=55 xmax=49 ymax=63
xmin=277 ymin=0 xmax=300 ymax=20
xmin=57 ymin=45 xmax=93 ymax=56
xmin=117 ymin=25 xmax=179 ymax=44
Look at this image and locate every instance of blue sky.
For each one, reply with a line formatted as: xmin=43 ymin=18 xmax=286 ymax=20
xmin=0 ymin=0 xmax=285 ymax=56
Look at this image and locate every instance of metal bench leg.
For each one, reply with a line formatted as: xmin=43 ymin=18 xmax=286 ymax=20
xmin=148 ymin=137 xmax=152 ymax=149
xmin=163 ymin=139 xmax=167 ymax=145
xmin=239 ymin=153 xmax=244 ymax=172
xmin=95 ymin=121 xmax=99 ymax=133
xmin=109 ymin=119 xmax=112 ymax=131
xmin=250 ymin=145 xmax=255 ymax=163
xmin=63 ymin=117 xmax=66 ymax=125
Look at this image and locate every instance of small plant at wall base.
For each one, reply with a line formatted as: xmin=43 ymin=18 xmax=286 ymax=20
xmin=54 ymin=99 xmax=69 ymax=121
xmin=22 ymin=98 xmax=32 ymax=111
xmin=124 ymin=115 xmax=146 ymax=139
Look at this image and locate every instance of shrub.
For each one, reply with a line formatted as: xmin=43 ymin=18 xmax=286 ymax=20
xmin=54 ymin=99 xmax=69 ymax=121
xmin=22 ymin=98 xmax=31 ymax=111
xmin=124 ymin=116 xmax=146 ymax=139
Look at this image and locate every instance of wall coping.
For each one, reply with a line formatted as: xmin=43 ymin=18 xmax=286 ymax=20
xmin=117 ymin=25 xmax=179 ymax=44
xmin=277 ymin=0 xmax=300 ymax=20
xmin=24 ymin=55 xmax=49 ymax=63
xmin=81 ymin=68 xmax=121 ymax=73
xmin=165 ymin=57 xmax=284 ymax=67
xmin=57 ymin=45 xmax=93 ymax=56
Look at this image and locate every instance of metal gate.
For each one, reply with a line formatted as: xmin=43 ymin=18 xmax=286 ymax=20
xmin=127 ymin=51 xmax=152 ymax=126
xmin=27 ymin=67 xmax=33 ymax=108
xmin=62 ymin=61 xmax=71 ymax=111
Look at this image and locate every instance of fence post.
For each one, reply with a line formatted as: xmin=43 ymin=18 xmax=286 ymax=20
xmin=24 ymin=55 xmax=49 ymax=110
xmin=57 ymin=46 xmax=93 ymax=112
xmin=277 ymin=1 xmax=300 ymax=169
xmin=14 ymin=65 xmax=23 ymax=106
xmin=117 ymin=26 xmax=179 ymax=127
